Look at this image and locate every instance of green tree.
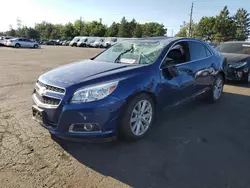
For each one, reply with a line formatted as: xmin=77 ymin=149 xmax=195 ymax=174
xmin=214 ymin=6 xmax=236 ymax=42
xmin=142 ymin=23 xmax=166 ymax=37
xmin=25 ymin=27 xmax=40 ymax=39
xmin=197 ymin=17 xmax=216 ymax=41
xmin=105 ymin=22 xmax=119 ymax=37
xmin=74 ymin=19 xmax=85 ymax=36
xmin=175 ymin=22 xmax=189 ymax=37
xmin=35 ymin=21 xmax=54 ymax=40
xmin=133 ymin=24 xmax=142 ymax=38
xmin=118 ymin=17 xmax=131 ymax=37
xmin=234 ymin=8 xmax=250 ymax=41
xmin=61 ymin=23 xmax=76 ymax=40
xmin=6 ymin=29 xmax=16 ymax=37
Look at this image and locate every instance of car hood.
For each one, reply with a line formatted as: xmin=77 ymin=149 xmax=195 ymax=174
xmin=39 ymin=60 xmax=133 ymax=88
xmin=221 ymin=53 xmax=250 ymax=64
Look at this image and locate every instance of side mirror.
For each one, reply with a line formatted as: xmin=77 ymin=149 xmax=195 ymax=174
xmin=162 ymin=64 xmax=179 ymax=79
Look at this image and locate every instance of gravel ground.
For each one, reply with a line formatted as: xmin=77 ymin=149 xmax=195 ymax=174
xmin=0 ymin=46 xmax=250 ymax=188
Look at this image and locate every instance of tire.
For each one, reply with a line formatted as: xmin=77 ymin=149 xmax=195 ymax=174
xmin=100 ymin=45 xmax=103 ymax=48
xmin=83 ymin=44 xmax=86 ymax=47
xmin=207 ymin=74 xmax=224 ymax=103
xmin=119 ymin=93 xmax=155 ymax=141
xmin=33 ymin=44 xmax=38 ymax=49
xmin=15 ymin=43 xmax=21 ymax=48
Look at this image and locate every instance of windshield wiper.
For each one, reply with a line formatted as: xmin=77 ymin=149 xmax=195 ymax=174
xmin=114 ymin=46 xmax=134 ymax=63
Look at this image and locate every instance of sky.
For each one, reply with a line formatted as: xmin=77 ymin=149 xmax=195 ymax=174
xmin=1 ymin=0 xmax=250 ymax=36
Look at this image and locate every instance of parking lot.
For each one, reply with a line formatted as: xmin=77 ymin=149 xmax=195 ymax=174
xmin=0 ymin=46 xmax=250 ymax=188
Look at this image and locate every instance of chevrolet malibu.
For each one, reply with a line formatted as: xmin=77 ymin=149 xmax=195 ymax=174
xmin=32 ymin=37 xmax=226 ymax=141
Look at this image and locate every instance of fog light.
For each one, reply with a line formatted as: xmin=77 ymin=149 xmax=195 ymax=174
xmin=243 ymin=68 xmax=249 ymax=73
xmin=69 ymin=123 xmax=101 ymax=133
xmin=237 ymin=71 xmax=243 ymax=78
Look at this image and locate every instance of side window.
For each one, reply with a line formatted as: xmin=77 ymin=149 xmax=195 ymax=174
xmin=205 ymin=46 xmax=213 ymax=56
xmin=188 ymin=41 xmax=207 ymax=61
xmin=165 ymin=41 xmax=190 ymax=65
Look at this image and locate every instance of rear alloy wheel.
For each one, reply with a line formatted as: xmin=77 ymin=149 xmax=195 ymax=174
xmin=33 ymin=44 xmax=38 ymax=49
xmin=207 ymin=74 xmax=224 ymax=103
xmin=119 ymin=93 xmax=155 ymax=141
xmin=15 ymin=43 xmax=21 ymax=48
xmin=100 ymin=45 xmax=103 ymax=48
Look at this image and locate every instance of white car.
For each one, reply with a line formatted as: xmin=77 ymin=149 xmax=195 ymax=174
xmin=89 ymin=38 xmax=107 ymax=48
xmin=5 ymin=38 xmax=39 ymax=48
xmin=0 ymin=36 xmax=13 ymax=46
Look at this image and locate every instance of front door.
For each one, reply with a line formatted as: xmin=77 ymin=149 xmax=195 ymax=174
xmin=159 ymin=41 xmax=196 ymax=108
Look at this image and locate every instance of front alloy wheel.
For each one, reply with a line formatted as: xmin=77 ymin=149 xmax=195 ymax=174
xmin=130 ymin=100 xmax=153 ymax=136
xmin=119 ymin=93 xmax=155 ymax=141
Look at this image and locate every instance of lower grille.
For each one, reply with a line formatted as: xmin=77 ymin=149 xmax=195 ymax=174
xmin=34 ymin=91 xmax=60 ymax=105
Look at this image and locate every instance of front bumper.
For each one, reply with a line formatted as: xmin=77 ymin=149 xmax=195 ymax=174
xmin=226 ymin=66 xmax=249 ymax=81
xmin=32 ymin=95 xmax=124 ymax=141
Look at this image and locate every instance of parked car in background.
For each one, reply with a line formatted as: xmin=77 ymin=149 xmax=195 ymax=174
xmin=5 ymin=38 xmax=39 ymax=48
xmin=43 ymin=40 xmax=59 ymax=45
xmin=105 ymin=37 xmax=118 ymax=48
xmin=216 ymin=41 xmax=250 ymax=84
xmin=77 ymin=37 xmax=98 ymax=47
xmin=0 ymin=36 xmax=13 ymax=46
xmin=89 ymin=38 xmax=107 ymax=48
xmin=32 ymin=37 xmax=225 ymax=141
xmin=70 ymin=36 xmax=83 ymax=47
xmin=76 ymin=37 xmax=88 ymax=47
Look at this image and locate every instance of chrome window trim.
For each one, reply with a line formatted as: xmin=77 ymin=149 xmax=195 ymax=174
xmin=159 ymin=39 xmax=214 ymax=70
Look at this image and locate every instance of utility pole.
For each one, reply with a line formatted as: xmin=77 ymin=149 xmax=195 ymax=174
xmin=79 ymin=16 xmax=82 ymax=35
xmin=171 ymin=29 xmax=174 ymax=37
xmin=189 ymin=2 xmax=194 ymax=37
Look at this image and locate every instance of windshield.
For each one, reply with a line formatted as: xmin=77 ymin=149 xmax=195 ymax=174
xmin=94 ymin=40 xmax=165 ymax=64
xmin=216 ymin=43 xmax=250 ymax=55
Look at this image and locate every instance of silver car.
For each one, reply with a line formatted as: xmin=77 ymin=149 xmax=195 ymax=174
xmin=5 ymin=38 xmax=39 ymax=48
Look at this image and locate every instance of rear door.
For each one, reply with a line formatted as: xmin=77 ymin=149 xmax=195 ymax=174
xmin=188 ymin=41 xmax=215 ymax=93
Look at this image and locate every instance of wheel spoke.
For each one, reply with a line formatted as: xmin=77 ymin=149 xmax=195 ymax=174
xmin=141 ymin=117 xmax=150 ymax=126
xmin=131 ymin=116 xmax=137 ymax=123
xmin=133 ymin=108 xmax=139 ymax=115
xmin=141 ymin=101 xmax=147 ymax=113
xmin=135 ymin=121 xmax=141 ymax=135
xmin=142 ymin=112 xmax=152 ymax=118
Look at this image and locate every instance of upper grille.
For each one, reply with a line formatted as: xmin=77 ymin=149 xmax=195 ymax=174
xmin=34 ymin=91 xmax=61 ymax=106
xmin=38 ymin=81 xmax=65 ymax=94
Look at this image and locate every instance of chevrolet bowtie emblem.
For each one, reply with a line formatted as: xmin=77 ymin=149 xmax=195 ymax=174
xmin=38 ymin=86 xmax=47 ymax=96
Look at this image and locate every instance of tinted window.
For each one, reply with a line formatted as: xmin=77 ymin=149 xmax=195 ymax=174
xmin=188 ymin=41 xmax=207 ymax=61
xmin=216 ymin=42 xmax=250 ymax=55
xmin=205 ymin=47 xmax=213 ymax=56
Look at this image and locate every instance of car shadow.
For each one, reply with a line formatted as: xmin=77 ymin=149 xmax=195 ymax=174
xmin=54 ymin=92 xmax=250 ymax=188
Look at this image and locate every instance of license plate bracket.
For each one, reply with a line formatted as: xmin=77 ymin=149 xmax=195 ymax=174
xmin=32 ymin=105 xmax=44 ymax=124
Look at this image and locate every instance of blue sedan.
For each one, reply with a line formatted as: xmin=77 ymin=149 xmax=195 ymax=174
xmin=32 ymin=37 xmax=226 ymax=141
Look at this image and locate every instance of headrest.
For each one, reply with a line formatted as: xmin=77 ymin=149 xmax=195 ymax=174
xmin=167 ymin=49 xmax=182 ymax=60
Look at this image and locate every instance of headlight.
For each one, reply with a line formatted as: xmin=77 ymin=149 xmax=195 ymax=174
xmin=70 ymin=81 xmax=119 ymax=104
xmin=229 ymin=61 xmax=247 ymax=68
